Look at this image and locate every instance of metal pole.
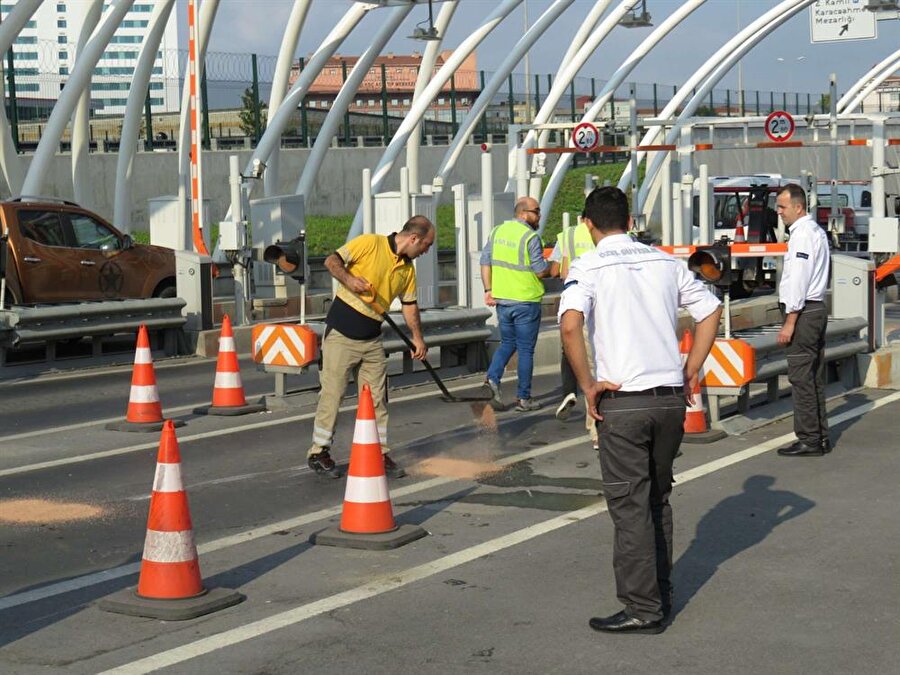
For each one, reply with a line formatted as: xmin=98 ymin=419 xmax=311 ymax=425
xmin=660 ymin=155 xmax=672 ymax=245
xmin=726 ymin=89 xmax=731 ymax=117
xmin=251 ymin=53 xmax=261 ymax=144
xmin=534 ymin=73 xmax=541 ymax=114
xmin=6 ymin=48 xmax=18 ymax=152
xmin=569 ymin=79 xmax=577 ymax=122
xmin=829 ymin=74 xmax=838 ymax=225
xmin=653 ymin=82 xmax=658 ymax=116
xmin=508 ymin=73 xmax=515 ymax=123
xmin=480 ymin=70 xmax=488 ymax=138
xmin=450 ymin=73 xmax=458 ymax=135
xmin=362 ymin=168 xmax=374 ymax=235
xmin=381 ymin=63 xmax=389 ymax=145
xmin=482 ymin=148 xmax=494 ymax=237
xmin=342 ymin=59 xmax=350 ymax=145
xmin=755 ymin=90 xmax=760 ymax=116
xmin=200 ymin=65 xmax=210 ymax=150
xmin=299 ymin=57 xmax=309 ymax=146
xmin=144 ymin=92 xmax=153 ymax=151
xmin=453 ymin=182 xmax=469 ymax=306
xmin=399 ymin=166 xmax=411 ymax=224
xmin=629 ymin=83 xmax=638 ymax=210
xmin=228 ymin=155 xmax=248 ymax=326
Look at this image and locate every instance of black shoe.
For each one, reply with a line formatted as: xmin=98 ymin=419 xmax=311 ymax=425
xmin=589 ymin=610 xmax=665 ymax=635
xmin=308 ymin=451 xmax=342 ymax=478
xmin=777 ymin=441 xmax=825 ymax=457
xmin=383 ymin=454 xmax=406 ymax=479
xmin=822 ymin=439 xmax=833 ymax=454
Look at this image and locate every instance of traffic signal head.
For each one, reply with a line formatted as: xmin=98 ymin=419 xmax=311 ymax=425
xmin=688 ymin=240 xmax=732 ymax=288
xmin=263 ymin=234 xmax=306 ymax=282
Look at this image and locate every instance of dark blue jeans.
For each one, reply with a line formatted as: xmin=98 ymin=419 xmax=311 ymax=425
xmin=487 ymin=301 xmax=542 ymax=400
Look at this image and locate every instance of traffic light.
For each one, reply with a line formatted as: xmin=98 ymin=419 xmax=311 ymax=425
xmin=688 ymin=239 xmax=732 ymax=288
xmin=263 ymin=233 xmax=307 ymax=283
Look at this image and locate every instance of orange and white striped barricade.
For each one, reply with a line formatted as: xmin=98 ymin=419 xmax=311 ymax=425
xmin=106 ymin=325 xmax=185 ymax=432
xmin=312 ymin=384 xmax=426 ymax=550
xmin=252 ymin=322 xmax=321 ymax=401
xmin=696 ymin=338 xmax=757 ymax=436
xmin=194 ymin=315 xmax=265 ymax=416
xmin=100 ymin=421 xmax=243 ymax=620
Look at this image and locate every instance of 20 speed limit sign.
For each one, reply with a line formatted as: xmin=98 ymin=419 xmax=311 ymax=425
xmin=572 ymin=121 xmax=600 ymax=152
xmin=764 ymin=110 xmax=795 ymax=143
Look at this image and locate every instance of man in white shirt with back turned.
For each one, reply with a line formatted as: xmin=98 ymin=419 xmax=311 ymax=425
xmin=775 ymin=183 xmax=831 ymax=457
xmin=559 ymin=187 xmax=722 ymax=634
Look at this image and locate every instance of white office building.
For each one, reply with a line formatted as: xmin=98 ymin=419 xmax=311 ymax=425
xmin=3 ymin=1 xmax=181 ymax=116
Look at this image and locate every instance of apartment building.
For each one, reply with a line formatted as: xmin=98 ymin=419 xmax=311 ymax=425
xmin=3 ymin=1 xmax=181 ymax=116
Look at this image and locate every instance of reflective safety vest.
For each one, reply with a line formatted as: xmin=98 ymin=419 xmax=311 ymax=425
xmin=561 ymin=222 xmax=595 ymax=263
xmin=489 ymin=220 xmax=544 ymax=302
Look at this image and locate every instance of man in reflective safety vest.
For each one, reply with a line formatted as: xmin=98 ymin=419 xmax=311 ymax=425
xmin=480 ymin=196 xmax=549 ymax=411
xmin=549 ymin=212 xmax=599 ymax=449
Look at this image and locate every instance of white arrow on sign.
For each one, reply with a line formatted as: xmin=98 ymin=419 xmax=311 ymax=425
xmin=809 ymin=0 xmax=877 ymax=43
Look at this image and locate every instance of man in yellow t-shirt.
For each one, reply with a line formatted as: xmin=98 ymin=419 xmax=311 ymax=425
xmin=309 ymin=216 xmax=435 ymax=480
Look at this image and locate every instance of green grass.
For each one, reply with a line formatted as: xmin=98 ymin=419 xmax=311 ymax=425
xmin=131 ymin=163 xmax=641 ymax=253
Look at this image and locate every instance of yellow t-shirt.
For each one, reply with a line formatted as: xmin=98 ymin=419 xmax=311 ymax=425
xmin=334 ymin=233 xmax=417 ymax=322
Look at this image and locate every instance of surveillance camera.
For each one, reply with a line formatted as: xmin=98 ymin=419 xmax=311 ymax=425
xmin=251 ymin=158 xmax=267 ymax=179
xmin=804 ymin=113 xmax=815 ymax=127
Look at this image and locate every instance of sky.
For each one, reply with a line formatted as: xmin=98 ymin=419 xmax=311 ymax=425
xmin=200 ymin=0 xmax=899 ymax=96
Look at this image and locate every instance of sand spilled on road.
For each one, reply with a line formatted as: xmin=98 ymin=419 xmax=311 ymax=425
xmin=409 ymin=457 xmax=503 ymax=480
xmin=0 ymin=498 xmax=105 ymax=524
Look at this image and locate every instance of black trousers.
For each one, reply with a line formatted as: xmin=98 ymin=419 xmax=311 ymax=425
xmin=786 ymin=301 xmax=829 ymax=446
xmin=596 ymin=392 xmax=685 ymax=621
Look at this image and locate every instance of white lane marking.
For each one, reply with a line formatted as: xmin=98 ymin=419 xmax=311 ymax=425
xmin=100 ymin=393 xmax=900 ymax=675
xmin=0 ymin=355 xmax=218 ymax=388
xmin=0 ymin=374 xmax=536 ymax=477
xmin=0 ymin=432 xmax=590 ymax=611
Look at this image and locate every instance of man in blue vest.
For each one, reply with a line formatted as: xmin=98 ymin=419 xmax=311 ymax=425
xmin=480 ymin=196 xmax=549 ymax=411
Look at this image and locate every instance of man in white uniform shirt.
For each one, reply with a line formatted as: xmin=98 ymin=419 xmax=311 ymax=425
xmin=559 ymin=187 xmax=721 ymax=634
xmin=775 ymin=184 xmax=831 ymax=457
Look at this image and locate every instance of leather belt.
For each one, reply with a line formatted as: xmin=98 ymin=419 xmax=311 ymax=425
xmin=605 ymin=386 xmax=682 ymax=399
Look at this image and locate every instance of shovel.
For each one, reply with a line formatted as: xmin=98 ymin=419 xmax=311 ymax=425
xmin=359 ymin=289 xmax=494 ymax=404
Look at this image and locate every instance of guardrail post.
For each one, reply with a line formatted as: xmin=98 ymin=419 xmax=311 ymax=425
xmin=767 ymin=377 xmax=779 ymax=403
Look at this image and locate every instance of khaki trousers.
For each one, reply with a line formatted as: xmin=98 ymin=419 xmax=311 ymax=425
xmin=309 ymin=329 xmax=390 ymax=458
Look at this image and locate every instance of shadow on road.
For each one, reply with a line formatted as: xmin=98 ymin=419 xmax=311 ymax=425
xmin=672 ymin=474 xmax=815 ymax=620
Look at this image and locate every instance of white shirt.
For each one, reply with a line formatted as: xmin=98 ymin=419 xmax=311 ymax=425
xmin=779 ymin=214 xmax=830 ymax=313
xmin=558 ymin=234 xmax=721 ymax=390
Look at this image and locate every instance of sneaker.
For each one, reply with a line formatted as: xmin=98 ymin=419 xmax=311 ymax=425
xmin=483 ymin=379 xmax=504 ymax=409
xmin=383 ymin=454 xmax=406 ymax=480
xmin=555 ymin=392 xmax=578 ymax=420
xmin=308 ymin=450 xmax=342 ymax=479
xmin=515 ymin=398 xmax=542 ymax=412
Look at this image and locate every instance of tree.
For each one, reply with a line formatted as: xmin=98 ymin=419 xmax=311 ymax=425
xmin=238 ymin=86 xmax=266 ymax=139
xmin=694 ymin=105 xmax=718 ymax=117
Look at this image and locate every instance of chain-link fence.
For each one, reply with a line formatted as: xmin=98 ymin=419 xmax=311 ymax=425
xmin=4 ymin=41 xmax=896 ymax=151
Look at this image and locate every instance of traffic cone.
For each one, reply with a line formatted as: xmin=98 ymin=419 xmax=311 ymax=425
xmin=680 ymin=330 xmax=727 ymax=444
xmin=734 ymin=218 xmax=746 ymax=243
xmin=312 ymin=384 xmax=426 ymax=550
xmin=194 ymin=315 xmax=265 ymax=416
xmin=106 ymin=325 xmax=184 ymax=432
xmin=99 ymin=421 xmax=244 ymax=620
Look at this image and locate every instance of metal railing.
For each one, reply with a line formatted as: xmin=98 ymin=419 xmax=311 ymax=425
xmin=0 ymin=298 xmax=187 ymax=365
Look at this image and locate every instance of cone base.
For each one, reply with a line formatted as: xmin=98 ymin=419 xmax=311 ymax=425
xmin=193 ymin=402 xmax=266 ymax=416
xmin=681 ymin=429 xmax=728 ymax=444
xmin=105 ymin=419 xmax=186 ymax=433
xmin=98 ymin=586 xmax=244 ymax=621
xmin=311 ymin=523 xmax=427 ymax=551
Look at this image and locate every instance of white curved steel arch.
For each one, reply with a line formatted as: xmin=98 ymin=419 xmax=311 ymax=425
xmin=22 ymin=0 xmax=136 ymax=196
xmin=433 ymin=0 xmax=577 ymax=198
xmin=617 ymin=0 xmax=813 ymax=197
xmin=842 ymin=55 xmax=900 ymax=114
xmin=295 ymin=5 xmax=414 ymax=201
xmin=635 ymin=0 xmax=816 ymax=218
xmin=837 ymin=47 xmax=900 ymax=112
xmin=538 ymin=0 xmax=708 ymax=230
xmin=113 ymin=0 xmax=177 ymax=230
xmin=406 ymin=1 xmax=459 ymax=193
xmin=264 ymin=0 xmax=314 ymax=197
xmin=348 ymin=0 xmax=525 ymax=238
xmin=0 ymin=0 xmax=43 ymax=196
xmin=71 ymin=0 xmax=103 ymax=209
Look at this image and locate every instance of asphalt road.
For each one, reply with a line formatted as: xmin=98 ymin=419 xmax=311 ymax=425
xmin=1 ymin=355 xmax=898 ymax=674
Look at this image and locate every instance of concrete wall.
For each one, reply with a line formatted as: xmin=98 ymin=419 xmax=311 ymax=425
xmin=3 ymin=143 xmax=512 ymax=231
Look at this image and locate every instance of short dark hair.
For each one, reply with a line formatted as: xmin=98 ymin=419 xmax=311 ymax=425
xmin=779 ymin=183 xmax=807 ymax=208
xmin=583 ymin=186 xmax=629 ymax=233
xmin=401 ymin=215 xmax=434 ymax=238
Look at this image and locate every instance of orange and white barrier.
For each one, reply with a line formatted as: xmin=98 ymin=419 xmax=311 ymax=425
xmin=106 ymin=325 xmax=183 ymax=432
xmin=99 ymin=421 xmax=243 ymax=619
xmin=251 ymin=323 xmax=318 ymax=368
xmin=196 ymin=315 xmax=265 ymax=416
xmin=312 ymin=384 xmax=426 ymax=550
xmin=701 ymin=339 xmax=756 ymax=388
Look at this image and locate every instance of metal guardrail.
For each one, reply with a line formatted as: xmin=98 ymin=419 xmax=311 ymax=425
xmin=0 ymin=298 xmax=187 ymax=364
xmin=706 ymin=316 xmax=869 ymax=425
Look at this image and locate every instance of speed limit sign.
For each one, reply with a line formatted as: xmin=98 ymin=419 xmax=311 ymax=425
xmin=572 ymin=122 xmax=600 ymax=152
xmin=764 ymin=110 xmax=795 ymax=143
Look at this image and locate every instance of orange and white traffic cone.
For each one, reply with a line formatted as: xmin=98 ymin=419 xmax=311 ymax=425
xmin=312 ymin=384 xmax=426 ymax=550
xmin=680 ymin=330 xmax=726 ymax=444
xmin=106 ymin=325 xmax=184 ymax=432
xmin=194 ymin=314 xmax=265 ymax=416
xmin=99 ymin=421 xmax=243 ymax=620
xmin=734 ymin=218 xmax=746 ymax=243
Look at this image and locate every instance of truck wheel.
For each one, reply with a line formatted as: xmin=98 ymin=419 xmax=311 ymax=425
xmin=154 ymin=283 xmax=177 ymax=299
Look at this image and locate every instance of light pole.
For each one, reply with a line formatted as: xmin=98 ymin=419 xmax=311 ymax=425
xmin=776 ymin=55 xmax=805 ymax=97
